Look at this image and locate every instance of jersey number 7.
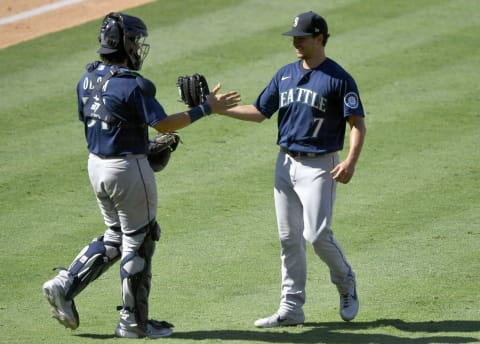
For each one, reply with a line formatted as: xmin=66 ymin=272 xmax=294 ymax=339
xmin=312 ymin=118 xmax=324 ymax=137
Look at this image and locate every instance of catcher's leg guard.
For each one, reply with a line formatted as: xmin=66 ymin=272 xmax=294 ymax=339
xmin=119 ymin=222 xmax=159 ymax=332
xmin=64 ymin=233 xmax=121 ymax=300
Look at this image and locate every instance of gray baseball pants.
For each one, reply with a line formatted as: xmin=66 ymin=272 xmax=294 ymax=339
xmin=274 ymin=151 xmax=355 ymax=318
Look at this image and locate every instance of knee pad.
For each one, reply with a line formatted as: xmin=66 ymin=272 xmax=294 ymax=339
xmin=120 ymin=233 xmax=155 ymax=326
xmin=65 ymin=236 xmax=121 ymax=300
xmin=127 ymin=220 xmax=161 ymax=242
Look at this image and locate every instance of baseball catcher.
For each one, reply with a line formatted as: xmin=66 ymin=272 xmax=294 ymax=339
xmin=177 ymin=74 xmax=210 ymax=107
xmin=147 ymin=132 xmax=181 ymax=172
xmin=42 ymin=10 xmax=240 ymax=339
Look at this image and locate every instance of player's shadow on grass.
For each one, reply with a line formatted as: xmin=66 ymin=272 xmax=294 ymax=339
xmin=170 ymin=319 xmax=480 ymax=344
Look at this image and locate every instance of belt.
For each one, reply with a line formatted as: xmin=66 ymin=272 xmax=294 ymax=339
xmin=94 ymin=154 xmax=128 ymax=159
xmin=92 ymin=153 xmax=145 ymax=159
xmin=280 ymin=147 xmax=325 ymax=158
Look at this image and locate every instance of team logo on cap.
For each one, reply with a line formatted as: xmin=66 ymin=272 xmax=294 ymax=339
xmin=344 ymin=92 xmax=360 ymax=109
xmin=293 ymin=17 xmax=299 ymax=27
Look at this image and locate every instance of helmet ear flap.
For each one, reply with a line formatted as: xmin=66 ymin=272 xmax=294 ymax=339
xmin=98 ymin=12 xmax=124 ymax=53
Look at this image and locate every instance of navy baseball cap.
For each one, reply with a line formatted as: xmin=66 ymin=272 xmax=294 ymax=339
xmin=282 ymin=11 xmax=328 ymax=37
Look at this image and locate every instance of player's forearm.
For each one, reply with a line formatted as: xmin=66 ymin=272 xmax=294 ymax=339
xmin=345 ymin=122 xmax=366 ymax=165
xmin=154 ymin=103 xmax=216 ymax=132
xmin=220 ymin=105 xmax=266 ymax=123
xmin=153 ymin=112 xmax=192 ymax=133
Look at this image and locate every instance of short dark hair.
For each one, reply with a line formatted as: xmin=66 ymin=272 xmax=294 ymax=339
xmin=100 ymin=50 xmax=128 ymax=65
xmin=313 ymin=32 xmax=330 ymax=46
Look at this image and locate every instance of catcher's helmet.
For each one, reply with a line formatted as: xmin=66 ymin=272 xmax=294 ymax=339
xmin=97 ymin=12 xmax=150 ymax=70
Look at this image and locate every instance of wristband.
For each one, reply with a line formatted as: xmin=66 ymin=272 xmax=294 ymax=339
xmin=188 ymin=103 xmax=212 ymax=123
xmin=200 ymin=102 xmax=212 ymax=116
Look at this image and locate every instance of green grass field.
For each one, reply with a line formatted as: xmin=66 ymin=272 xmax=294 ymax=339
xmin=1 ymin=0 xmax=479 ymax=343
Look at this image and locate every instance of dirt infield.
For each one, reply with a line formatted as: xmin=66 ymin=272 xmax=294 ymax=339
xmin=0 ymin=0 xmax=154 ymax=49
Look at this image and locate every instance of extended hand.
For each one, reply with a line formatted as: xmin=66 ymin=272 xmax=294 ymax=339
xmin=206 ymin=83 xmax=241 ymax=113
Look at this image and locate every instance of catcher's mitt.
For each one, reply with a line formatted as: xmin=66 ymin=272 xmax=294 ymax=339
xmin=147 ymin=132 xmax=181 ymax=172
xmin=177 ymin=74 xmax=210 ymax=107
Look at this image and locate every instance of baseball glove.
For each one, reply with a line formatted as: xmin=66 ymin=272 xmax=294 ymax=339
xmin=177 ymin=74 xmax=210 ymax=107
xmin=147 ymin=132 xmax=181 ymax=172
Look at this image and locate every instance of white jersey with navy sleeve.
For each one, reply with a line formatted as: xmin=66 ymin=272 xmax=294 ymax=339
xmin=254 ymin=58 xmax=364 ymax=154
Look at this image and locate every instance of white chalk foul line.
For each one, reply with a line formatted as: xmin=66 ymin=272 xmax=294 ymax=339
xmin=0 ymin=0 xmax=84 ymax=26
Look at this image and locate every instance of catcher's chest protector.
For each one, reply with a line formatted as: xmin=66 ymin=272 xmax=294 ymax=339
xmin=83 ymin=68 xmax=121 ymax=127
xmin=83 ymin=66 xmax=144 ymax=129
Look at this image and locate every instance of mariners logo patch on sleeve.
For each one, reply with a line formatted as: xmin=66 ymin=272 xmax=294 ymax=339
xmin=344 ymin=92 xmax=360 ymax=109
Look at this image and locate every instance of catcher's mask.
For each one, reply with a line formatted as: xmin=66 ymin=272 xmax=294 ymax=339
xmin=97 ymin=12 xmax=150 ymax=70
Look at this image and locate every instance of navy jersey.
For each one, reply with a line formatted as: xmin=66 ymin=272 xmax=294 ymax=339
xmin=254 ymin=58 xmax=364 ymax=154
xmin=77 ymin=62 xmax=167 ymax=156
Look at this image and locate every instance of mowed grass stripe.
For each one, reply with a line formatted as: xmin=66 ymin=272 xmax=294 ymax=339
xmin=0 ymin=0 xmax=248 ymax=122
xmin=1 ymin=0 xmax=460 ymax=135
xmin=344 ymin=53 xmax=479 ymax=214
xmin=1 ymin=0 xmax=477 ymax=263
xmin=1 ymin=1 xmax=480 ymax=343
xmin=0 ymin=0 xmax=351 ymax=117
xmin=153 ymin=0 xmax=480 ymax=105
xmin=0 ymin=0 xmax=364 ymax=182
xmin=3 ymin=0 xmax=308 ymax=272
xmin=145 ymin=0 xmax=354 ymax=64
xmin=363 ymin=52 xmax=479 ymax=130
xmin=330 ymin=0 xmax=480 ymax=61
xmin=1 ymin=0 xmax=477 ymax=117
xmin=0 ymin=0 xmax=474 ymax=245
